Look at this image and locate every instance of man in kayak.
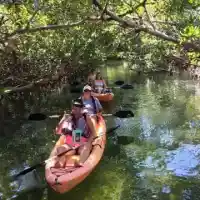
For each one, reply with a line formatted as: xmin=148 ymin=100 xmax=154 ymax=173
xmin=46 ymin=98 xmax=100 ymax=168
xmin=80 ymin=85 xmax=103 ymax=136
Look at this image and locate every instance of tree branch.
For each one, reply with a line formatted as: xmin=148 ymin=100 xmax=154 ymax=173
xmin=26 ymin=7 xmax=41 ymax=29
xmin=143 ymin=1 xmax=156 ymax=29
xmin=100 ymin=0 xmax=109 ymax=20
xmin=136 ymin=26 xmax=179 ymax=43
xmin=2 ymin=70 xmax=67 ymax=94
xmin=8 ymin=20 xmax=85 ymax=37
xmin=151 ymin=20 xmax=183 ymax=26
xmin=93 ymin=1 xmax=200 ymax=52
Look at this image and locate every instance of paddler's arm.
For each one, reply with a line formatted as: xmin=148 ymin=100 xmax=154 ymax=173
xmin=103 ymin=79 xmax=107 ymax=88
xmin=49 ymin=135 xmax=66 ymax=157
xmin=58 ymin=111 xmax=67 ymax=125
xmin=91 ymin=80 xmax=95 ymax=90
xmin=95 ymin=98 xmax=103 ymax=115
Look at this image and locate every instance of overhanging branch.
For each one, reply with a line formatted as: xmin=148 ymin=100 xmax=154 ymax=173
xmin=8 ymin=20 xmax=85 ymax=37
xmin=93 ymin=1 xmax=200 ymax=52
xmin=136 ymin=27 xmax=179 ymax=43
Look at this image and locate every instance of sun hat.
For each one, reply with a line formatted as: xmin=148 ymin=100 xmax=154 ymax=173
xmin=83 ymin=85 xmax=92 ymax=92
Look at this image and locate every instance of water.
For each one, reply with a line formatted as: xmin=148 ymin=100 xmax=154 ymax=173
xmin=1 ymin=61 xmax=200 ymax=199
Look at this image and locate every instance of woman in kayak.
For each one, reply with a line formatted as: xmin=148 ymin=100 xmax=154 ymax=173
xmin=46 ymin=98 xmax=99 ymax=169
xmin=93 ymin=72 xmax=107 ymax=93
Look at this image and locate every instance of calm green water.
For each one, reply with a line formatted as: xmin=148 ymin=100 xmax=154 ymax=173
xmin=1 ymin=61 xmax=200 ymax=200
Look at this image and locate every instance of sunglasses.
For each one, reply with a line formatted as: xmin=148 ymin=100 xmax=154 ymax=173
xmin=83 ymin=90 xmax=91 ymax=92
xmin=73 ymin=104 xmax=83 ymax=108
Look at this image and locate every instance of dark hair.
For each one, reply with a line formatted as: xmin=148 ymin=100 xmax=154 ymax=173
xmin=96 ymin=72 xmax=102 ymax=80
xmin=90 ymin=69 xmax=95 ymax=73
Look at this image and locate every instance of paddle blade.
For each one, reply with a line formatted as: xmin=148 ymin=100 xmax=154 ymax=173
xmin=120 ymin=84 xmax=133 ymax=89
xmin=114 ymin=80 xmax=124 ymax=86
xmin=114 ymin=110 xmax=134 ymax=118
xmin=117 ymin=135 xmax=135 ymax=145
xmin=107 ymin=125 xmax=120 ymax=133
xmin=28 ymin=113 xmax=47 ymax=121
xmin=15 ymin=169 xmax=45 ymax=194
xmin=12 ymin=163 xmax=43 ymax=180
xmin=70 ymin=87 xmax=82 ymax=93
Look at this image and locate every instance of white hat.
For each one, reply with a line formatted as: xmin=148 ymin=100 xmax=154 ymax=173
xmin=83 ymin=85 xmax=92 ymax=92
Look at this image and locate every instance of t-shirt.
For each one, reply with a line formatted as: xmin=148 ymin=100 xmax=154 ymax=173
xmin=82 ymin=97 xmax=102 ymax=115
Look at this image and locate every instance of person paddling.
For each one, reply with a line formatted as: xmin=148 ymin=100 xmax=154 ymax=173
xmin=46 ymin=98 xmax=97 ymax=169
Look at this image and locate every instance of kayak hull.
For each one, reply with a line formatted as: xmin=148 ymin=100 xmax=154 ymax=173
xmin=45 ymin=116 xmax=106 ymax=193
xmin=92 ymin=92 xmax=114 ymax=102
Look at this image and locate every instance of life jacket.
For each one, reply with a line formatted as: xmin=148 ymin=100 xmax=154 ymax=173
xmin=62 ymin=115 xmax=90 ymax=138
xmin=71 ymin=115 xmax=90 ymax=138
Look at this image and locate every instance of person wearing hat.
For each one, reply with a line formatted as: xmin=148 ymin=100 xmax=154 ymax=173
xmin=81 ymin=85 xmax=102 ymax=115
xmin=80 ymin=85 xmax=103 ymax=138
xmin=46 ymin=98 xmax=95 ymax=169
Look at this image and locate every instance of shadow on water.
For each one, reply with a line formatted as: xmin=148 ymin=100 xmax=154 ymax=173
xmin=11 ymin=189 xmax=44 ymax=200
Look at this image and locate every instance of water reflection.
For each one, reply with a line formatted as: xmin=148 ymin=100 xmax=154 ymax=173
xmin=166 ymin=144 xmax=200 ymax=178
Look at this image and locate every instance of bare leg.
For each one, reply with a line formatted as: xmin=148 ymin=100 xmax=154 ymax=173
xmin=65 ymin=155 xmax=81 ymax=167
xmin=75 ymin=115 xmax=96 ymax=166
xmin=86 ymin=115 xmax=98 ymax=138
xmin=46 ymin=144 xmax=75 ymax=168
xmin=77 ymin=143 xmax=92 ymax=165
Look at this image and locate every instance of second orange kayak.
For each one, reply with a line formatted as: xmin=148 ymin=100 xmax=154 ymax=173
xmin=92 ymin=92 xmax=114 ymax=102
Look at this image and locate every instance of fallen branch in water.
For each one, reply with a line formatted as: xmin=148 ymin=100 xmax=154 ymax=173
xmin=1 ymin=72 xmax=67 ymax=94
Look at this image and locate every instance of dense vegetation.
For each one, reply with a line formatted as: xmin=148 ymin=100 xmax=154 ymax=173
xmin=0 ymin=0 xmax=199 ymax=90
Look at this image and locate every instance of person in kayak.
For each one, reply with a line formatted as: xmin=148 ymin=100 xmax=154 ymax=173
xmin=46 ymin=98 xmax=98 ymax=168
xmin=93 ymin=72 xmax=107 ymax=93
xmin=80 ymin=84 xmax=104 ymax=143
xmin=87 ymin=69 xmax=96 ymax=87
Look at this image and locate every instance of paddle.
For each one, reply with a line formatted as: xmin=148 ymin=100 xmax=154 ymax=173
xmin=69 ymin=80 xmax=129 ymax=93
xmin=70 ymin=84 xmax=133 ymax=93
xmin=114 ymin=80 xmax=124 ymax=86
xmin=28 ymin=110 xmax=134 ymax=121
xmin=12 ymin=125 xmax=120 ymax=180
xmin=120 ymin=84 xmax=133 ymax=89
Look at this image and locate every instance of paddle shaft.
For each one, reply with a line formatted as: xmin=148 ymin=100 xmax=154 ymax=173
xmin=28 ymin=110 xmax=134 ymax=121
xmin=49 ymin=113 xmax=113 ymax=119
xmin=12 ymin=125 xmax=120 ymax=179
xmin=12 ymin=146 xmax=80 ymax=179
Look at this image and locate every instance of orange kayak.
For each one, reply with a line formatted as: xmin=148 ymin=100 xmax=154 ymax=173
xmin=92 ymin=92 xmax=114 ymax=102
xmin=45 ymin=116 xmax=106 ymax=193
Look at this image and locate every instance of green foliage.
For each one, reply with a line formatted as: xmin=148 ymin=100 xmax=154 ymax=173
xmin=0 ymin=0 xmax=199 ymax=85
